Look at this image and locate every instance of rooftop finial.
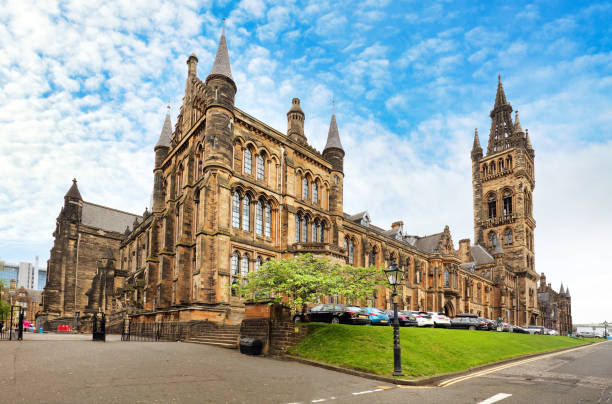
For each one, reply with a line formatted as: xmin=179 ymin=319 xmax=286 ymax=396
xmin=166 ymin=102 xmax=171 ymax=112
xmin=332 ymin=95 xmax=335 ymax=115
xmin=498 ymin=74 xmax=501 ymax=83
xmin=222 ymin=17 xmax=226 ymax=36
xmin=72 ymin=178 xmax=77 ymax=184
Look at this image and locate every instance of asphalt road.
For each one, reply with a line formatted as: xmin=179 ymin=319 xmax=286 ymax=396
xmin=0 ymin=333 xmax=609 ymax=403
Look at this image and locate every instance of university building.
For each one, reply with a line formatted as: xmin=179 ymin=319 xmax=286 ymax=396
xmin=41 ymin=30 xmax=572 ymax=332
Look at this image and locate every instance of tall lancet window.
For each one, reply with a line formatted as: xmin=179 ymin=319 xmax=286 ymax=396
xmin=242 ymin=195 xmax=250 ymax=231
xmin=302 ymin=178 xmax=309 ymax=200
xmin=313 ymin=183 xmax=318 ymax=204
xmin=265 ymin=202 xmax=272 ymax=237
xmin=256 ymin=154 xmax=265 ymax=180
xmin=256 ymin=200 xmax=263 ymax=235
xmin=244 ymin=149 xmax=252 ymax=175
xmin=232 ymin=192 xmax=240 ymax=228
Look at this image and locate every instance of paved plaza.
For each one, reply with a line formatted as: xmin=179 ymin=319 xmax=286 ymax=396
xmin=1 ymin=334 xmax=610 ymax=403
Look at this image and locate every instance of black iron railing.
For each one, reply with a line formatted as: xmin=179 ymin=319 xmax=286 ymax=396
xmin=121 ymin=319 xmax=187 ymax=342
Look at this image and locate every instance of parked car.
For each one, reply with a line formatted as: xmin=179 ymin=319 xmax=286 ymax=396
xmin=384 ymin=310 xmax=417 ymax=327
xmin=510 ymin=325 xmax=530 ymax=334
xmin=429 ymin=312 xmax=451 ymax=328
xmin=408 ymin=311 xmax=434 ymax=327
xmin=294 ymin=304 xmax=371 ymax=325
xmin=362 ymin=307 xmax=390 ymax=325
xmin=478 ymin=318 xmax=496 ymax=331
xmin=547 ymin=329 xmax=559 ymax=336
xmin=450 ymin=317 xmax=488 ymax=330
xmin=524 ymin=325 xmax=546 ymax=335
xmin=455 ymin=313 xmax=478 ymax=318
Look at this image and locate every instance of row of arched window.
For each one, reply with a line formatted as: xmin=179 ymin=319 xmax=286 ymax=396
xmin=232 ymin=191 xmax=273 ymax=238
xmin=344 ymin=237 xmax=355 ymax=264
xmin=482 ymin=155 xmax=513 ymax=176
xmin=487 ymin=189 xmax=513 ymax=219
xmin=295 ymin=213 xmax=326 ymax=243
xmin=488 ymin=228 xmax=514 ymax=247
xmin=230 ymin=251 xmax=270 ymax=296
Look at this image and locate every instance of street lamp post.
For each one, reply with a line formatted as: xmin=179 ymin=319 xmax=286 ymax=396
xmin=384 ymin=259 xmax=405 ymax=377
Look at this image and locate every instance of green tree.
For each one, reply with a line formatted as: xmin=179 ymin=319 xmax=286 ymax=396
xmin=0 ymin=280 xmax=9 ymax=318
xmin=234 ymin=254 xmax=384 ymax=312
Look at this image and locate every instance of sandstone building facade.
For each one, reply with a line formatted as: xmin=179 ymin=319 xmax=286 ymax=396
xmin=42 ymin=31 xmax=572 ymax=332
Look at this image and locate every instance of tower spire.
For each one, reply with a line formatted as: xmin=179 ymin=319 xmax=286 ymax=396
xmin=65 ymin=178 xmax=82 ymax=200
xmin=513 ymin=110 xmax=523 ymax=134
xmin=155 ymin=105 xmax=172 ymax=150
xmin=487 ymin=75 xmax=514 ymax=155
xmin=471 ymin=128 xmax=483 ymax=160
xmin=208 ymin=21 xmax=234 ymax=82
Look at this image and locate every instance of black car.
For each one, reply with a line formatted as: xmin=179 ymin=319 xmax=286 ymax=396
xmin=384 ymin=310 xmax=418 ymax=327
xmin=450 ymin=317 xmax=488 ymax=330
xmin=294 ymin=304 xmax=371 ymax=325
xmin=509 ymin=325 xmax=530 ymax=334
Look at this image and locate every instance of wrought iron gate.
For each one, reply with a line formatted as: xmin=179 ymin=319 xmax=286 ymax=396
xmin=92 ymin=312 xmax=106 ymax=341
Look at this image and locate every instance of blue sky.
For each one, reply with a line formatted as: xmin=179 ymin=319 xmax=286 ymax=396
xmin=0 ymin=0 xmax=610 ymax=323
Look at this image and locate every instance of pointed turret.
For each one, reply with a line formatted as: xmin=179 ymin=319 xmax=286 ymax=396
xmin=153 ymin=107 xmax=171 ymax=213
xmin=565 ymin=287 xmax=570 ymax=297
xmin=155 ymin=106 xmax=172 ymax=151
xmin=187 ymin=53 xmax=198 ymax=77
xmin=471 ymin=128 xmax=483 ymax=161
xmin=322 ymin=110 xmax=345 ymax=172
xmin=513 ymin=110 xmax=523 ymax=134
xmin=207 ymin=23 xmax=234 ymax=84
xmin=65 ymin=178 xmax=82 ymax=200
xmin=559 ymin=282 xmax=565 ymax=294
xmin=493 ymin=237 xmax=504 ymax=256
xmin=487 ymin=75 xmax=514 ymax=155
xmin=203 ymin=21 xmax=236 ymax=171
xmin=287 ymin=98 xmax=307 ymax=145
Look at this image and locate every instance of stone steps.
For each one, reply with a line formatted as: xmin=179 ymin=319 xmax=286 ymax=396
xmin=185 ymin=325 xmax=240 ymax=349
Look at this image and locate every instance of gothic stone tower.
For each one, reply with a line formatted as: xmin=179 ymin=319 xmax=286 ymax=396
xmin=471 ymin=76 xmax=538 ymax=326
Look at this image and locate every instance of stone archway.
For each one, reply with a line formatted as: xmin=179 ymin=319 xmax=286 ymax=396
xmin=530 ymin=313 xmax=538 ymax=326
xmin=443 ymin=300 xmax=455 ymax=318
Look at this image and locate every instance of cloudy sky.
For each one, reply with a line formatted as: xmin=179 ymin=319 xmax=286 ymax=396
xmin=1 ymin=0 xmax=610 ymax=323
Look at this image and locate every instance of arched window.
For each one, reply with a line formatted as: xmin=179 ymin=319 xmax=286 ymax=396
xmin=444 ymin=269 xmax=450 ymax=287
xmin=313 ymin=182 xmax=318 ymax=204
xmin=243 ymin=148 xmax=252 ymax=175
xmin=506 ymin=155 xmax=513 ymax=169
xmin=295 ymin=214 xmax=301 ymax=242
xmin=302 ymin=177 xmax=309 ymax=200
xmin=489 ymin=162 xmax=496 ymax=174
xmin=488 ymin=231 xmax=496 ymax=247
xmin=232 ymin=192 xmax=240 ymax=228
xmin=231 ymin=251 xmax=239 ymax=296
xmin=483 ymin=164 xmax=488 ymax=176
xmin=231 ymin=251 xmax=239 ymax=275
xmin=241 ymin=253 xmax=249 ymax=276
xmin=499 ymin=159 xmax=504 ymax=172
xmin=504 ymin=228 xmax=513 ymax=245
xmin=255 ymin=256 xmax=262 ymax=272
xmin=488 ymin=194 xmax=497 ymax=219
xmin=320 ymin=222 xmax=325 ymax=243
xmin=312 ymin=219 xmax=318 ymax=242
xmin=503 ymin=190 xmax=512 ymax=217
xmin=255 ymin=200 xmax=263 ymax=235
xmin=177 ymin=164 xmax=184 ymax=195
xmin=265 ymin=203 xmax=272 ymax=237
xmin=344 ymin=237 xmax=348 ymax=250
xmin=370 ymin=247 xmax=377 ymax=267
xmin=301 ymin=216 xmax=308 ymax=242
xmin=242 ymin=195 xmax=250 ymax=231
xmin=348 ymin=239 xmax=354 ymax=264
xmin=256 ymin=154 xmax=265 ymax=180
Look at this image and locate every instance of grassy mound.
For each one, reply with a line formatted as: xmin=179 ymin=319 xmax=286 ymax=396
xmin=288 ymin=324 xmax=591 ymax=378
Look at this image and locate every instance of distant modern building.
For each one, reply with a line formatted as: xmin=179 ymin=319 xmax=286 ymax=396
xmin=0 ymin=261 xmax=19 ymax=287
xmin=0 ymin=258 xmax=46 ymax=290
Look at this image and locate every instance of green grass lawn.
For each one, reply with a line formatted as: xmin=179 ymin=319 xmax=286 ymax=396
xmin=288 ymin=324 xmax=592 ymax=378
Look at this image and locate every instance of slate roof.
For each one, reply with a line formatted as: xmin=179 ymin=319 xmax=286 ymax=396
xmin=209 ymin=29 xmax=233 ymax=81
xmin=324 ymin=114 xmax=343 ymax=151
xmin=26 ymin=289 xmax=42 ymax=302
xmin=155 ymin=108 xmax=172 ymax=149
xmin=81 ymin=202 xmax=141 ymax=234
xmin=414 ymin=233 xmax=443 ymax=253
xmin=470 ymin=244 xmax=494 ymax=265
xmin=65 ymin=179 xmax=82 ymax=200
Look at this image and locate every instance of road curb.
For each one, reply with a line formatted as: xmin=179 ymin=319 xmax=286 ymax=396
xmin=285 ymin=339 xmax=605 ymax=387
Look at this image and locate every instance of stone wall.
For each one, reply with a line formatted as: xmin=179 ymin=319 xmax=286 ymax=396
xmin=240 ymin=318 xmax=308 ymax=357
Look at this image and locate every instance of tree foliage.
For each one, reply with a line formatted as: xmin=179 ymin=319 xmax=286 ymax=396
xmin=0 ymin=280 xmax=10 ymax=318
xmin=234 ymin=254 xmax=385 ymax=312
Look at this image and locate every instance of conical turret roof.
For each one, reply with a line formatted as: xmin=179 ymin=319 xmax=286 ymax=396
xmin=324 ymin=113 xmax=343 ymax=151
xmin=565 ymin=287 xmax=570 ymax=297
xmin=559 ymin=282 xmax=565 ymax=294
xmin=65 ymin=178 xmax=82 ymax=200
xmin=209 ymin=25 xmax=234 ymax=81
xmin=494 ymin=75 xmax=508 ymax=108
xmin=493 ymin=237 xmax=504 ymax=255
xmin=155 ymin=107 xmax=172 ymax=149
xmin=513 ymin=110 xmax=523 ymax=134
